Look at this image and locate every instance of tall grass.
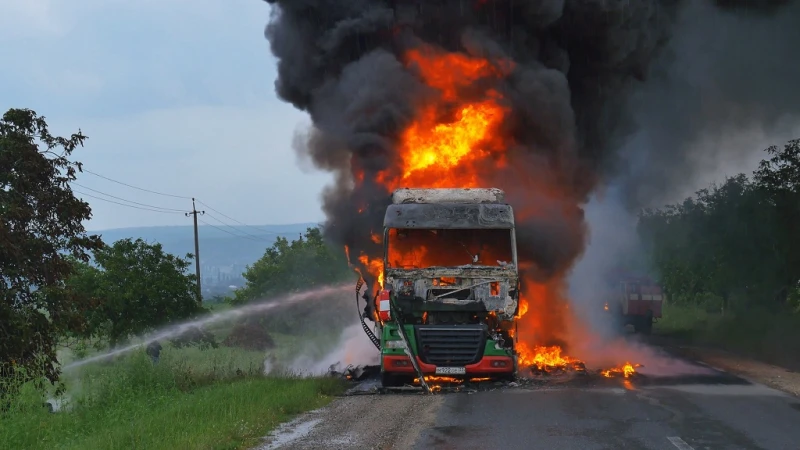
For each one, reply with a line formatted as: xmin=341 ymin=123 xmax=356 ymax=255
xmin=656 ymin=303 xmax=800 ymax=370
xmin=0 ymin=346 xmax=345 ymax=450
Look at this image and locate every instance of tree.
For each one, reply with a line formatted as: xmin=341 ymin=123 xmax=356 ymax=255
xmin=233 ymin=227 xmax=352 ymax=304
xmin=230 ymin=227 xmax=354 ymax=336
xmin=0 ymin=108 xmax=103 ymax=391
xmin=753 ymin=139 xmax=800 ymax=304
xmin=638 ymin=139 xmax=799 ymax=314
xmin=82 ymin=239 xmax=204 ymax=345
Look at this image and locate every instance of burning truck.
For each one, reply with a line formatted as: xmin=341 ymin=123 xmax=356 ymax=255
xmin=356 ymin=187 xmax=519 ymax=387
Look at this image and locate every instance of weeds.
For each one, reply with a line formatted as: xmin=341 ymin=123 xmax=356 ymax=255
xmin=0 ymin=345 xmax=346 ymax=450
xmin=656 ymin=303 xmax=800 ymax=370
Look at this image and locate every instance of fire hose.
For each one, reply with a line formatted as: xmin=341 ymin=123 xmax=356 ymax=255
xmin=355 ymin=278 xmax=432 ymax=394
xmin=355 ymin=278 xmax=381 ymax=350
xmin=388 ymin=293 xmax=432 ymax=394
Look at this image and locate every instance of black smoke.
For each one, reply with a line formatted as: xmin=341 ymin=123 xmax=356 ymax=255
xmin=262 ymin=0 xmax=797 ymax=299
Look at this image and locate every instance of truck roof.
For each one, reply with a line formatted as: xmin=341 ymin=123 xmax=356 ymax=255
xmin=391 ymin=188 xmax=505 ymax=205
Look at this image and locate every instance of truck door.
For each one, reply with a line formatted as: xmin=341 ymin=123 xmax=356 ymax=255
xmin=626 ymin=282 xmax=641 ymax=315
xmin=642 ymin=285 xmax=663 ymax=318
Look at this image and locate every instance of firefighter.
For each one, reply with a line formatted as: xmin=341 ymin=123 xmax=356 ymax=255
xmin=146 ymin=340 xmax=162 ymax=364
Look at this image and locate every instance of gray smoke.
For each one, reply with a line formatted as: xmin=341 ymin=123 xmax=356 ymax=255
xmin=263 ymin=0 xmax=798 ymax=315
xmin=616 ymin=0 xmax=800 ymax=208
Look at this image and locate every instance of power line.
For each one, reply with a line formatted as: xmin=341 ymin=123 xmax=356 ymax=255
xmin=81 ymin=169 xmax=192 ymax=200
xmin=198 ymin=218 xmax=263 ymax=242
xmin=73 ymin=190 xmax=185 ymax=214
xmin=195 ymin=200 xmax=280 ymax=235
xmin=72 ymin=182 xmax=187 ymax=213
xmin=202 ymin=211 xmax=271 ymax=242
xmin=78 ymin=168 xmax=279 ymax=239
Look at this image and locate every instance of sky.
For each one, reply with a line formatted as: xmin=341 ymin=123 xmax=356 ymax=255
xmin=4 ymin=1 xmax=797 ymax=233
xmin=1 ymin=0 xmax=332 ymax=231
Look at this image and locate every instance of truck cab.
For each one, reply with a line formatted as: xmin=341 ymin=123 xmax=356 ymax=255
xmin=378 ymin=188 xmax=519 ymax=386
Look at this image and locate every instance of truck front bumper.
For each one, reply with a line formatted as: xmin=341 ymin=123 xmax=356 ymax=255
xmin=382 ymin=355 xmax=515 ymax=376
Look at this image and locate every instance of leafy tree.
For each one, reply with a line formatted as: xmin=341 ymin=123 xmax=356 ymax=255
xmin=753 ymin=139 xmax=800 ymax=302
xmin=0 ymin=108 xmax=103 ymax=392
xmin=638 ymin=139 xmax=800 ymax=314
xmin=77 ymin=239 xmax=204 ymax=345
xmin=233 ymin=227 xmax=352 ymax=304
xmin=230 ymin=227 xmax=354 ymax=336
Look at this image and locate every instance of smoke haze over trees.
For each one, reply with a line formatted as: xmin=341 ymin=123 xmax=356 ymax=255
xmin=638 ymin=139 xmax=800 ymax=314
xmin=636 ymin=138 xmax=800 ymax=368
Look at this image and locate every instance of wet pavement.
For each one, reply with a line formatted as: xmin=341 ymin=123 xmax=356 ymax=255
xmin=413 ymin=363 xmax=800 ymax=450
xmin=263 ymin=351 xmax=800 ymax=449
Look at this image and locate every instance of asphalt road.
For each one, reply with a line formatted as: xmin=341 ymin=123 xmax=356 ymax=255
xmin=413 ymin=366 xmax=800 ymax=450
xmin=261 ymin=352 xmax=800 ymax=450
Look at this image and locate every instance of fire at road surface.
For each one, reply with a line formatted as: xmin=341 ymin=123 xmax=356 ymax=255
xmin=259 ymin=350 xmax=800 ymax=450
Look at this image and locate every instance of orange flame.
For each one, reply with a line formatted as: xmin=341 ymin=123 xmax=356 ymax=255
xmin=347 ymin=43 xmax=640 ymax=376
xmin=601 ymin=362 xmax=641 ymax=379
xmin=413 ymin=376 xmax=492 ymax=385
xmin=358 ymin=253 xmax=384 ymax=289
xmin=517 ymin=342 xmax=576 ymax=371
xmin=367 ymin=45 xmax=514 ymax=191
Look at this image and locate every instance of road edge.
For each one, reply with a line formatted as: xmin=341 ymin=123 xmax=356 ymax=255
xmin=668 ymin=344 xmax=800 ymax=398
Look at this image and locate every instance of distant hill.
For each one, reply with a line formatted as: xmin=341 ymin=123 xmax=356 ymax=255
xmin=90 ymin=223 xmax=320 ymax=297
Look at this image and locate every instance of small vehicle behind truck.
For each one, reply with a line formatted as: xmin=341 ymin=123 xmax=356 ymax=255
xmin=603 ymin=272 xmax=664 ymax=335
xmin=367 ymin=188 xmax=520 ymax=388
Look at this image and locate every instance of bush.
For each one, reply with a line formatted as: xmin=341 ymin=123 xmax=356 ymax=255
xmin=223 ymin=319 xmax=276 ymax=351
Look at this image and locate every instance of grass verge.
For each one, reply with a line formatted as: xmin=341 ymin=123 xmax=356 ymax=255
xmin=0 ymin=348 xmax=346 ymax=450
xmin=655 ymin=303 xmax=800 ymax=371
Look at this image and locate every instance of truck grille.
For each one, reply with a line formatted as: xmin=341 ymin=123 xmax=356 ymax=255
xmin=414 ymin=325 xmax=486 ymax=366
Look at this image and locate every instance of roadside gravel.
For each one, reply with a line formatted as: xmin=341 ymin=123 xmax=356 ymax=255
xmin=672 ymin=344 xmax=800 ymax=398
xmin=256 ymin=393 xmax=443 ymax=450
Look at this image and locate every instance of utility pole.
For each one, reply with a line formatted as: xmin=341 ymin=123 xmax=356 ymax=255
xmin=186 ymin=198 xmax=205 ymax=304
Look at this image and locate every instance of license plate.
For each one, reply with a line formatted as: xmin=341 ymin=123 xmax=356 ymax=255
xmin=435 ymin=366 xmax=466 ymax=375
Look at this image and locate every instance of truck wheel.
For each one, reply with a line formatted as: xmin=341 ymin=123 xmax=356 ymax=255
xmin=381 ymin=372 xmax=403 ymax=388
xmin=641 ymin=311 xmax=653 ymax=335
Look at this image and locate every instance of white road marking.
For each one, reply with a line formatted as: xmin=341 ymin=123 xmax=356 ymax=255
xmin=667 ymin=436 xmax=695 ymax=450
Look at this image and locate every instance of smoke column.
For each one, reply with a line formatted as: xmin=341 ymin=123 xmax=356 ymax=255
xmin=265 ymin=0 xmax=674 ymax=276
xmin=262 ymin=0 xmax=798 ymax=349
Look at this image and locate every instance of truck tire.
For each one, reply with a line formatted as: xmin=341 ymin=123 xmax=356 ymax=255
xmin=381 ymin=372 xmax=403 ymax=388
xmin=640 ymin=311 xmax=653 ymax=335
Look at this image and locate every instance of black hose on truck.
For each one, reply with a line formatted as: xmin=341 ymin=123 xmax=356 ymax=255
xmin=356 ymin=277 xmax=381 ymax=350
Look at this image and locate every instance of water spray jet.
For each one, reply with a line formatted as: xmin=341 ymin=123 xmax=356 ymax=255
xmin=62 ymin=284 xmax=352 ymax=371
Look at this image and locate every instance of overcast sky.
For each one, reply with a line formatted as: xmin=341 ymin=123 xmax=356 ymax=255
xmin=1 ymin=0 xmax=332 ymax=231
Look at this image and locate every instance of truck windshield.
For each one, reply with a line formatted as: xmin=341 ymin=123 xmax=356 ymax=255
xmin=386 ymin=228 xmax=513 ymax=269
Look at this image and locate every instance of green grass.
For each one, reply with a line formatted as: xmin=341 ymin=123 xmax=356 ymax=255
xmin=654 ymin=303 xmax=718 ymax=339
xmin=655 ymin=302 xmax=800 ymax=370
xmin=1 ymin=346 xmax=346 ymax=450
